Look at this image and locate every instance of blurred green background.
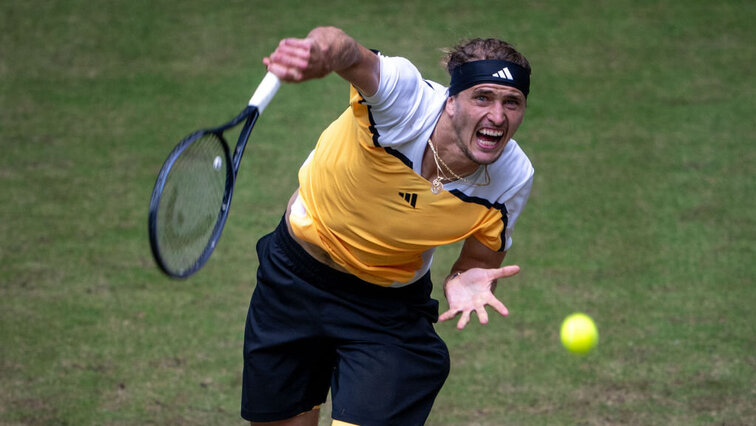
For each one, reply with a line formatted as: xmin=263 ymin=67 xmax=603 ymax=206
xmin=1 ymin=0 xmax=754 ymax=424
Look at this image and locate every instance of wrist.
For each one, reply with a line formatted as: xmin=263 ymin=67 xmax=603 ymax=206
xmin=444 ymin=271 xmax=463 ymax=286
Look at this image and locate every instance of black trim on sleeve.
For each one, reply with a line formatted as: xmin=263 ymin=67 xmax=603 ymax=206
xmin=448 ymin=189 xmax=509 ymax=252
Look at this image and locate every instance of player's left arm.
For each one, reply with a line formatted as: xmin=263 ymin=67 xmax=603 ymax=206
xmin=439 ymin=237 xmax=520 ymax=330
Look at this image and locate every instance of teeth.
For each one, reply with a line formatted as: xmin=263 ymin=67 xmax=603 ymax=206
xmin=479 ymin=128 xmax=504 ymax=137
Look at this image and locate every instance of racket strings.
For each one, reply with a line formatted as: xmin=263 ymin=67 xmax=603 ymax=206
xmin=156 ymin=133 xmax=228 ymax=274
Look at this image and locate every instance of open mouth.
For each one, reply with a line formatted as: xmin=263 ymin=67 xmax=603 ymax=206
xmin=476 ymin=128 xmax=505 ymax=149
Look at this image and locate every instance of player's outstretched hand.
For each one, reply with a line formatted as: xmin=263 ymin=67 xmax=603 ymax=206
xmin=439 ymin=265 xmax=520 ymax=330
xmin=263 ymin=37 xmax=330 ymax=82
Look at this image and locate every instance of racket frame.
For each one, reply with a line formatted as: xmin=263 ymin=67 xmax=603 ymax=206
xmin=148 ymin=72 xmax=279 ymax=278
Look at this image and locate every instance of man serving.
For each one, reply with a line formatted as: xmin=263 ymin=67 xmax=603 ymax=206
xmin=242 ymin=26 xmax=534 ymax=426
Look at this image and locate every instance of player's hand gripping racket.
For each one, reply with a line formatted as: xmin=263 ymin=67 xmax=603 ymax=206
xmin=148 ymin=72 xmax=281 ymax=278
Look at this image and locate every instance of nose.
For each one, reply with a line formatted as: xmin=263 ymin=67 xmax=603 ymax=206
xmin=488 ymin=103 xmax=508 ymax=127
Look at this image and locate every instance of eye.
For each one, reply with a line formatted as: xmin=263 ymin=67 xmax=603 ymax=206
xmin=504 ymin=98 xmax=521 ymax=109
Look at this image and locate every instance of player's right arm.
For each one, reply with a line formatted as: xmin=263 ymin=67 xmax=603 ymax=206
xmin=263 ymin=26 xmax=380 ymax=97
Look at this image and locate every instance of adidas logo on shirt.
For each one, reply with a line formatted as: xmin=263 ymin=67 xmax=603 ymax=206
xmin=492 ymin=67 xmax=514 ymax=80
xmin=398 ymin=192 xmax=418 ymax=208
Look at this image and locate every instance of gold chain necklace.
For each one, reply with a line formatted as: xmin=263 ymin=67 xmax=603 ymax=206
xmin=427 ymin=138 xmax=490 ymax=194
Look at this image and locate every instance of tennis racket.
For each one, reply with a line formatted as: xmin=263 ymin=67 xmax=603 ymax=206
xmin=148 ymin=72 xmax=281 ymax=278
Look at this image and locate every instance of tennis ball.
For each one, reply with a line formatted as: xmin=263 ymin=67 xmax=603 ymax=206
xmin=560 ymin=313 xmax=598 ymax=354
xmin=213 ymin=156 xmax=222 ymax=170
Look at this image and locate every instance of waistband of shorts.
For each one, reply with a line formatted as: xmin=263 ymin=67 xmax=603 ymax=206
xmin=272 ymin=215 xmax=432 ymax=303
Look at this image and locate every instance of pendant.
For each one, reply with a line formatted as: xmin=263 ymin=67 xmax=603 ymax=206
xmin=431 ymin=177 xmax=443 ymax=194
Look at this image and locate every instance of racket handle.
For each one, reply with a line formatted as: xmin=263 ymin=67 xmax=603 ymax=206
xmin=248 ymin=72 xmax=281 ymax=113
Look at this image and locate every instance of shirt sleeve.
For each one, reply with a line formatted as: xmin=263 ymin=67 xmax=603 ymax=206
xmin=500 ymin=172 xmax=533 ymax=251
xmin=359 ymin=54 xmax=446 ymax=147
xmin=470 ymin=142 xmax=535 ymax=252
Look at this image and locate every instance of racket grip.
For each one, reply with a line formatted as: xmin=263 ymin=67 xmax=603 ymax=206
xmin=248 ymin=72 xmax=281 ymax=113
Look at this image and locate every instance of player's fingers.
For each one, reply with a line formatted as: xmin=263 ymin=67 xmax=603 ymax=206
xmin=268 ymin=48 xmax=309 ymax=70
xmin=280 ymin=38 xmax=321 ymax=63
xmin=266 ymin=40 xmax=313 ymax=67
xmin=265 ymin=62 xmax=303 ymax=81
xmin=280 ymin=37 xmax=311 ymax=48
xmin=456 ymin=310 xmax=471 ymax=330
xmin=438 ymin=308 xmax=459 ymax=323
xmin=489 ymin=265 xmax=520 ymax=281
xmin=488 ymin=298 xmax=509 ymax=317
xmin=476 ymin=306 xmax=489 ymax=325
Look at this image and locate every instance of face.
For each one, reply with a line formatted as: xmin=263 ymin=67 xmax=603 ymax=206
xmin=446 ymin=83 xmax=526 ymax=165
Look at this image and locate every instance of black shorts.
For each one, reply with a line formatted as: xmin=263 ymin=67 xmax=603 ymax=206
xmin=241 ymin=217 xmax=450 ymax=425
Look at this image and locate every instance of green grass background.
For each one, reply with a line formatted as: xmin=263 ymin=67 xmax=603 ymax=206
xmin=1 ymin=0 xmax=754 ymax=424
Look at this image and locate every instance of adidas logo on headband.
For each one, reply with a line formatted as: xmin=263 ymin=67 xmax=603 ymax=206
xmin=492 ymin=67 xmax=514 ymax=81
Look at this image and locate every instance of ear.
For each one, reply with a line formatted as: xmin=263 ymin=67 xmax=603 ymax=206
xmin=444 ymin=95 xmax=457 ymax=118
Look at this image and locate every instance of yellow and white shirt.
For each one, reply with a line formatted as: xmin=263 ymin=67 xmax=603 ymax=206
xmin=289 ymin=53 xmax=534 ymax=287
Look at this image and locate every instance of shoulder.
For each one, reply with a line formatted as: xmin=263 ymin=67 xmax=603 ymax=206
xmin=490 ymin=139 xmax=534 ymax=201
xmin=363 ymin=54 xmax=448 ymax=107
xmin=495 ymin=139 xmax=533 ymax=177
xmin=493 ymin=140 xmax=534 ymax=189
xmin=456 ymin=139 xmax=533 ymax=204
xmin=355 ymin=54 xmax=447 ymax=147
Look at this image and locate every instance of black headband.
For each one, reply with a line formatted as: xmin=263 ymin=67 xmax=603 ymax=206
xmin=449 ymin=60 xmax=530 ymax=98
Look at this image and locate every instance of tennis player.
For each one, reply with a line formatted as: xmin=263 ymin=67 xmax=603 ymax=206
xmin=242 ymin=26 xmax=534 ymax=425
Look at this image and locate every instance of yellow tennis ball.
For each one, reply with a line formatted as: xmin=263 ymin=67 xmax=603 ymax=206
xmin=560 ymin=313 xmax=598 ymax=354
